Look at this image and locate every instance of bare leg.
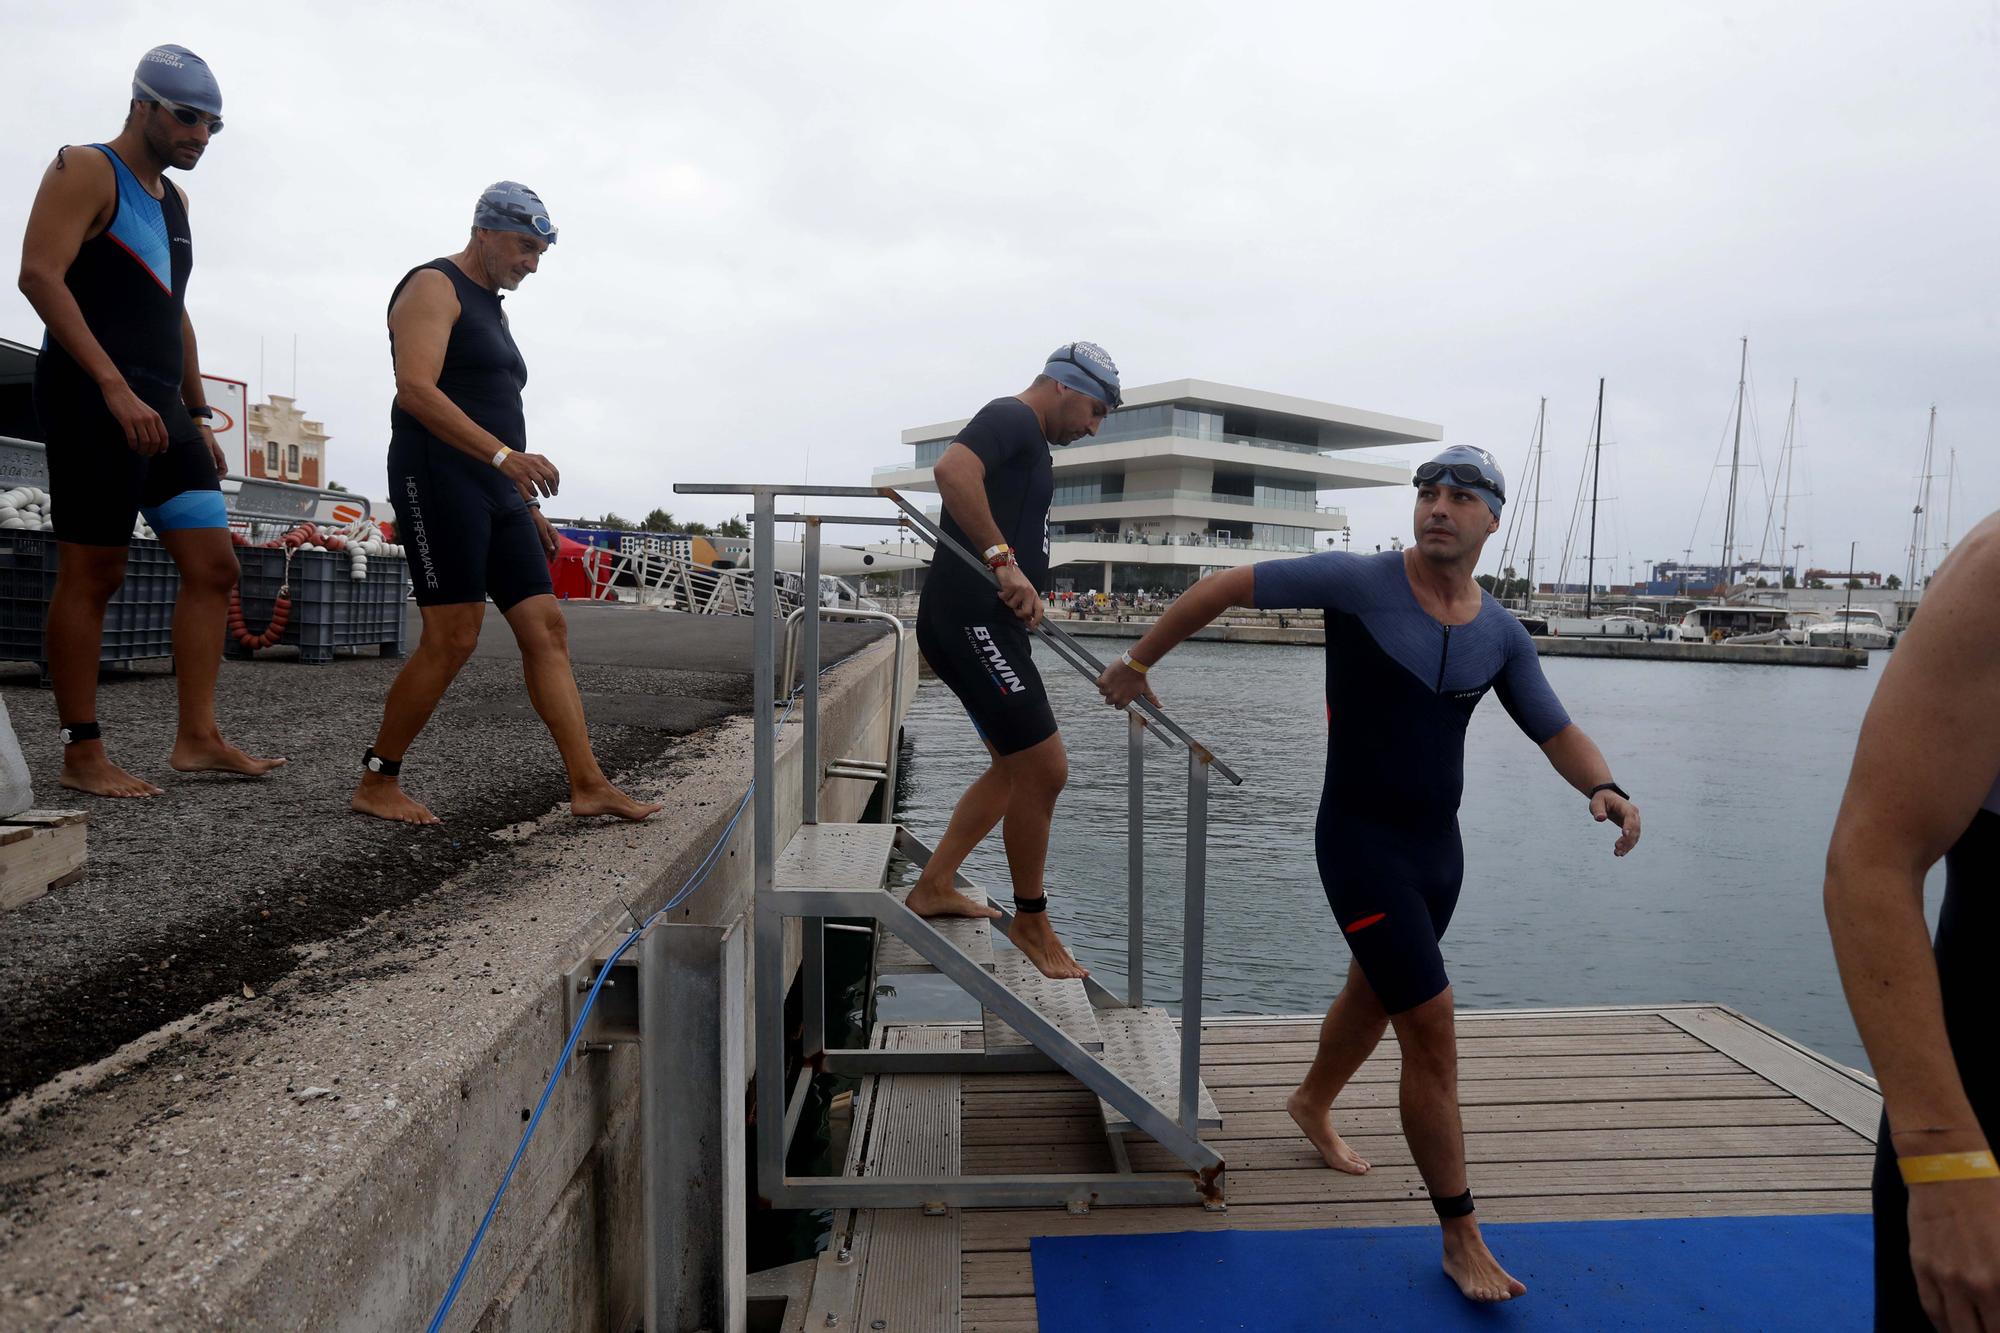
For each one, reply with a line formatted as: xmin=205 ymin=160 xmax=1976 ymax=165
xmin=160 ymin=528 xmax=286 ymax=777
xmin=1391 ymin=988 xmax=1526 ymax=1303
xmin=995 ymin=734 xmax=1086 ymax=979
xmin=503 ymin=595 xmax=660 ymax=821
xmin=47 ymin=542 xmax=161 ymax=797
xmin=906 ymin=738 xmax=1007 ymax=921
xmin=350 ymin=603 xmax=485 ymax=825
xmin=1286 ymin=957 xmax=1389 ymax=1174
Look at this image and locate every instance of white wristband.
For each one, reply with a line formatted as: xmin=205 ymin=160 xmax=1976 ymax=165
xmin=491 ymin=446 xmax=512 ymax=469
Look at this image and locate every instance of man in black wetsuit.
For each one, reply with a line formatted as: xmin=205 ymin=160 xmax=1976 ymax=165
xmin=1827 ymin=511 xmax=2000 ymax=1332
xmin=1099 ymin=445 xmax=1642 ymax=1304
xmin=17 ymin=44 xmax=284 ymax=797
xmin=349 ymin=183 xmax=659 ymax=826
xmin=904 ymin=342 xmax=1123 ymax=979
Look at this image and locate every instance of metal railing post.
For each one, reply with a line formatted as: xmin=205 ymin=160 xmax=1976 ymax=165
xmin=750 ymin=490 xmax=786 ymax=1197
xmin=799 ymin=522 xmax=826 ymax=1061
xmin=801 ymin=520 xmax=822 ymax=824
xmin=1127 ymin=710 xmax=1145 ymax=1009
xmin=1180 ymin=752 xmax=1210 ymax=1133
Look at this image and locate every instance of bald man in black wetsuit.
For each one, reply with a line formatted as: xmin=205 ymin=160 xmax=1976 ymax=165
xmin=349 ymin=183 xmax=659 ymax=826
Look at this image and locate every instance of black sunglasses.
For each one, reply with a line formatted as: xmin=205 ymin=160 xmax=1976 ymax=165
xmin=1414 ymin=460 xmax=1503 ymax=499
xmin=1050 ymin=345 xmax=1122 ymax=409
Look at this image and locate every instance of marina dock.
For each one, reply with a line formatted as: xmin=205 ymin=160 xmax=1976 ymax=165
xmin=805 ymin=1004 xmax=1877 ymax=1331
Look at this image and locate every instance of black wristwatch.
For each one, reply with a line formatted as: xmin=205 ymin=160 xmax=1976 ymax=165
xmin=1588 ymin=781 xmax=1629 ymax=803
xmin=185 ymin=404 xmax=216 ymax=422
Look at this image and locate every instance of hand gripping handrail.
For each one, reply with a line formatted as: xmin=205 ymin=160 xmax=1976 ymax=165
xmin=873 ymin=485 xmax=1242 ymax=784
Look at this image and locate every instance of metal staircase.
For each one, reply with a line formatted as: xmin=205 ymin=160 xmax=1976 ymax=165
xmin=675 ymin=481 xmax=1245 ymax=1212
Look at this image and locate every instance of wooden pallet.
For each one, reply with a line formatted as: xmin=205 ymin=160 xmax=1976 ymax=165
xmin=0 ymin=809 xmax=88 ymax=910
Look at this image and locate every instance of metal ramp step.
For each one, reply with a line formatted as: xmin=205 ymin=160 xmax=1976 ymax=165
xmin=874 ymin=856 xmax=995 ymax=975
xmin=776 ymin=822 xmax=899 ymax=890
xmin=980 ymin=950 xmax=1104 ymax=1054
xmin=1094 ymin=1006 xmax=1223 ymax=1135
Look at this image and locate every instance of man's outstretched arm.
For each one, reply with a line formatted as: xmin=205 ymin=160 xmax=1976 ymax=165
xmin=1096 ymin=565 xmax=1255 ymax=707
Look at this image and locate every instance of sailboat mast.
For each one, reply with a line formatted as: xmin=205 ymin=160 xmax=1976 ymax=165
xmin=1777 ymin=379 xmax=1798 ymax=585
xmin=1720 ymin=337 xmax=1747 ymax=595
xmin=1586 ymin=378 xmax=1604 ymax=618
xmin=1905 ymin=406 xmax=1936 ymax=594
xmin=1528 ymin=397 xmax=1544 ymax=610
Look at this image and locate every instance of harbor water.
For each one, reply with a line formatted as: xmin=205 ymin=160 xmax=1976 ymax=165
xmin=889 ymin=638 xmax=1930 ymax=1071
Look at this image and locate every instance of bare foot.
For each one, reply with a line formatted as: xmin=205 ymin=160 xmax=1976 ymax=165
xmin=1441 ymin=1220 xmax=1527 ymax=1303
xmin=570 ymin=781 xmax=663 ymax=822
xmin=1006 ymin=909 xmax=1088 ymax=979
xmin=350 ymin=774 xmax=440 ymax=825
xmin=169 ymin=737 xmax=287 ymax=777
xmin=905 ymin=874 xmax=1002 ymax=920
xmin=59 ymin=749 xmax=164 ymax=798
xmin=1285 ymin=1087 xmax=1371 ymax=1174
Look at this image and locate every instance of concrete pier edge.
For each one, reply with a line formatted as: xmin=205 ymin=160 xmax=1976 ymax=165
xmin=0 ymin=627 xmax=914 ymax=1332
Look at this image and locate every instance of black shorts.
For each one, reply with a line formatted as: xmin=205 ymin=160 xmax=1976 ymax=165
xmin=916 ymin=608 xmax=1058 ymax=757
xmin=389 ymin=436 xmax=551 ymax=611
xmin=34 ymin=385 xmax=224 ymax=547
xmin=1316 ymin=812 xmax=1464 ymax=1015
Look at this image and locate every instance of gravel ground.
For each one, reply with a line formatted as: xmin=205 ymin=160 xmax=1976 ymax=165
xmin=0 ymin=607 xmax=888 ymax=1106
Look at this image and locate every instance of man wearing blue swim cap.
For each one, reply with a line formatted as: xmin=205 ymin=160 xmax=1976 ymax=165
xmin=1100 ymin=442 xmax=1642 ymax=1305
xmin=351 ymin=183 xmax=660 ymax=827
xmin=17 ymin=44 xmax=286 ymax=797
xmin=904 ymin=342 xmax=1123 ymax=980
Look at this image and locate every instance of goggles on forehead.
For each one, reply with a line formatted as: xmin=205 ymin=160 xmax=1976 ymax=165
xmin=1413 ymin=460 xmax=1504 ymax=500
xmin=1049 ymin=344 xmax=1122 ymax=409
xmin=489 ymin=200 xmax=557 ymax=243
xmin=133 ymin=76 xmax=223 ymax=133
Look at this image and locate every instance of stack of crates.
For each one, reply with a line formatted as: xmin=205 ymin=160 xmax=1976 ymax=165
xmin=0 ymin=532 xmax=179 ymax=675
xmin=229 ymin=547 xmax=409 ymax=665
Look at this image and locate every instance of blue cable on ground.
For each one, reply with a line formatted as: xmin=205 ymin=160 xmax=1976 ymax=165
xmin=425 ymin=688 xmax=809 ymax=1333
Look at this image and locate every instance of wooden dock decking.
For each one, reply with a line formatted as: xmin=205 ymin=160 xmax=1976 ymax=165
xmin=793 ymin=1005 xmax=1880 ymax=1333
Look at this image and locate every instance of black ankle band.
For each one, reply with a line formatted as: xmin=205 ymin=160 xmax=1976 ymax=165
xmin=59 ymin=722 xmax=101 ymax=746
xmin=1431 ymin=1189 xmax=1475 ymax=1219
xmin=1012 ymin=896 xmax=1048 ymax=914
xmin=364 ymin=748 xmax=402 ymax=777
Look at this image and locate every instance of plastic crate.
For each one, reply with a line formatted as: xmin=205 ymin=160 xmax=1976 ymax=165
xmin=0 ymin=533 xmax=180 ymax=671
xmin=229 ymin=548 xmax=409 ymax=665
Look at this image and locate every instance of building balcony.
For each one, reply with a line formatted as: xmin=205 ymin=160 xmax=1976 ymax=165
xmin=1051 ymin=492 xmax=1345 ymax=530
xmin=875 ymin=440 xmax=1406 ymax=492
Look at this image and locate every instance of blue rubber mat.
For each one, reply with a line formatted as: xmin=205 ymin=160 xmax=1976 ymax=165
xmin=1029 ymin=1214 xmax=1871 ymax=1331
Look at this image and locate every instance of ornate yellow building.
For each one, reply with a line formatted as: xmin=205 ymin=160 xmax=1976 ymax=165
xmin=246 ymin=395 xmax=328 ymax=488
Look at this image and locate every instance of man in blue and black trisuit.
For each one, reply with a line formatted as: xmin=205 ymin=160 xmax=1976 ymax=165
xmin=17 ymin=44 xmax=286 ymax=798
xmin=904 ymin=342 xmax=1126 ymax=979
xmin=1099 ymin=445 xmax=1643 ymax=1305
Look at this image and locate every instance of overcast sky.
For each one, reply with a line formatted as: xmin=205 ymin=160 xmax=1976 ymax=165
xmin=6 ymin=1 xmax=1994 ymax=583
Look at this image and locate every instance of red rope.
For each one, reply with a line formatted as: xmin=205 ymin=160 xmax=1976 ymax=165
xmin=227 ymin=521 xmax=334 ymax=653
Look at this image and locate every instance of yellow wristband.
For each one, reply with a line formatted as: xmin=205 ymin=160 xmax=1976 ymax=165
xmin=1120 ymin=651 xmax=1150 ymax=675
xmin=491 ymin=446 xmax=513 ymax=469
xmin=1899 ymin=1150 xmax=2000 ymax=1185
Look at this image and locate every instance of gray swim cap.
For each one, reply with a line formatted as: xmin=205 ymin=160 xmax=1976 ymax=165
xmin=132 ymin=44 xmax=222 ymax=116
xmin=1414 ymin=445 xmax=1506 ymax=517
xmin=473 ymin=181 xmax=558 ymax=245
xmin=1044 ymin=341 xmax=1122 ymax=409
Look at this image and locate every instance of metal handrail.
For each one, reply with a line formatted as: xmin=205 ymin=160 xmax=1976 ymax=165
xmin=875 ymin=487 xmax=1242 ymax=783
xmin=677 ymin=480 xmax=1235 ymax=1155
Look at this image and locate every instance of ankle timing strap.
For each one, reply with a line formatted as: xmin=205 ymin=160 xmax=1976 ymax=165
xmin=364 ymin=748 xmax=403 ymax=777
xmin=1012 ymin=895 xmax=1049 ymax=914
xmin=1431 ymin=1189 xmax=1475 ymax=1219
xmin=59 ymin=722 xmax=101 ymax=746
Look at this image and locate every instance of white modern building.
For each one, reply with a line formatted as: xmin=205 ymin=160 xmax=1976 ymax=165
xmin=874 ymin=379 xmax=1442 ymax=595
